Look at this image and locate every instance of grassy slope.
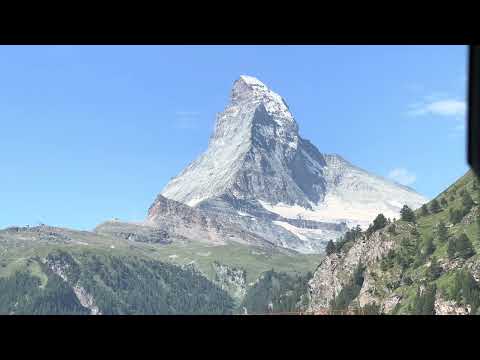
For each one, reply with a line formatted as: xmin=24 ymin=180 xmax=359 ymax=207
xmin=0 ymin=248 xmax=236 ymax=315
xmin=141 ymin=241 xmax=320 ymax=284
xmin=2 ymin=242 xmax=319 ymax=287
xmin=371 ymin=170 xmax=480 ymax=313
xmin=0 ymin=224 xmax=321 ymax=314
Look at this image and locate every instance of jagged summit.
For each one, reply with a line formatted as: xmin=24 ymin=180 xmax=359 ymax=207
xmin=157 ymin=75 xmax=428 ymax=253
xmin=230 ymin=75 xmax=294 ymax=126
xmin=239 ymin=75 xmax=266 ymax=86
xmin=164 ymin=75 xmax=302 ymax=207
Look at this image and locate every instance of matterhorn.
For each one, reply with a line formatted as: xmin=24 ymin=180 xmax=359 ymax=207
xmin=152 ymin=75 xmax=427 ymax=253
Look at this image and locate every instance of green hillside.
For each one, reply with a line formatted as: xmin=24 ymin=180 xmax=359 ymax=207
xmin=325 ymin=170 xmax=480 ymax=315
xmin=0 ymin=247 xmax=235 ymax=315
xmin=0 ymin=225 xmax=320 ymax=314
xmin=395 ymin=170 xmax=480 ymax=314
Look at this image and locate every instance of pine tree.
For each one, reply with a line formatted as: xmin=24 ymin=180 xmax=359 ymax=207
xmin=423 ymin=237 xmax=435 ymax=257
xmin=400 ymin=205 xmax=416 ymax=223
xmin=387 ymin=223 xmax=397 ymax=235
xmin=413 ymin=286 xmax=424 ymax=314
xmin=427 ymin=257 xmax=442 ymax=280
xmin=420 ymin=204 xmax=429 ymax=217
xmin=440 ymin=198 xmax=448 ymax=208
xmin=412 ymin=284 xmax=436 ymax=315
xmin=361 ymin=302 xmax=381 ymax=315
xmin=396 ymin=237 xmax=417 ymax=269
xmin=458 ymin=270 xmax=480 ymax=313
xmin=462 ymin=191 xmax=474 ymax=212
xmin=436 ymin=221 xmax=448 ymax=244
xmin=429 ymin=199 xmax=441 ymax=214
xmin=325 ymin=240 xmax=336 ymax=256
xmin=447 ymin=238 xmax=456 ymax=260
xmin=372 ymin=214 xmax=388 ymax=231
xmin=456 ymin=233 xmax=475 ymax=259
xmin=413 ymin=248 xmax=425 ymax=268
xmin=449 ymin=208 xmax=463 ymax=224
xmin=422 ymin=283 xmax=437 ymax=315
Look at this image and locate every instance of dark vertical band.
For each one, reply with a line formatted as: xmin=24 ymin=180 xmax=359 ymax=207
xmin=468 ymin=45 xmax=480 ymax=175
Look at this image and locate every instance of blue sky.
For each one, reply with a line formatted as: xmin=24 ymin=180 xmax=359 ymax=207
xmin=0 ymin=45 xmax=469 ymax=230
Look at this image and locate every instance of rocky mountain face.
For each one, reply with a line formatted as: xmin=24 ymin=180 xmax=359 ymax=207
xmin=144 ymin=194 xmax=279 ymax=248
xmin=308 ymin=222 xmax=409 ymax=313
xmin=308 ymin=171 xmax=480 ymax=315
xmin=158 ymin=75 xmax=427 ymax=253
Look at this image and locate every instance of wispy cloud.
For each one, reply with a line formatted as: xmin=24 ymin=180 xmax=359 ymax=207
xmin=407 ymin=98 xmax=466 ymax=118
xmin=388 ymin=168 xmax=416 ymax=186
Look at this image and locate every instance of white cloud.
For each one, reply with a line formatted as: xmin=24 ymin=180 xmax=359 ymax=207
xmin=388 ymin=168 xmax=416 ymax=186
xmin=408 ymin=99 xmax=466 ymax=118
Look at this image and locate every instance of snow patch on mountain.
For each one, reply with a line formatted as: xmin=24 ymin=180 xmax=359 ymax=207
xmin=273 ymin=221 xmax=341 ymax=253
xmin=260 ymin=153 xmax=427 ymax=230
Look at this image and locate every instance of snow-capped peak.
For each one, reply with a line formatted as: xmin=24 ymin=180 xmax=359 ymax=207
xmin=240 ymin=75 xmax=267 ymax=87
xmin=231 ymin=75 xmax=295 ymax=127
xmin=239 ymin=75 xmax=267 ymax=87
xmin=158 ymin=75 xmax=428 ymax=254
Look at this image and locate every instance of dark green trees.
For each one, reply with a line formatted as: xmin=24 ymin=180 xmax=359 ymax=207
xmin=0 ymin=271 xmax=89 ymax=315
xmin=423 ymin=237 xmax=436 ymax=257
xmin=429 ymin=199 xmax=441 ymax=214
xmin=400 ymin=205 xmax=416 ymax=223
xmin=453 ymin=270 xmax=480 ymax=313
xmin=440 ymin=198 xmax=448 ymax=208
xmin=335 ymin=225 xmax=362 ymax=252
xmin=449 ymin=208 xmax=463 ymax=225
xmin=412 ymin=283 xmax=436 ymax=315
xmin=0 ymin=253 xmax=238 ymax=315
xmin=396 ymin=237 xmax=417 ymax=270
xmin=447 ymin=238 xmax=456 ymax=260
xmin=435 ymin=221 xmax=449 ymax=244
xmin=360 ymin=302 xmax=382 ymax=315
xmin=462 ymin=191 xmax=474 ymax=211
xmin=447 ymin=233 xmax=475 ymax=260
xmin=427 ymin=257 xmax=442 ymax=281
xmin=449 ymin=191 xmax=475 ymax=224
xmin=387 ymin=223 xmax=397 ymax=235
xmin=373 ymin=213 xmax=388 ymax=230
xmin=325 ymin=240 xmax=336 ymax=256
xmin=420 ymin=204 xmax=429 ymax=217
xmin=241 ymin=270 xmax=312 ymax=314
xmin=456 ymin=233 xmax=476 ymax=259
xmin=366 ymin=214 xmax=388 ymax=237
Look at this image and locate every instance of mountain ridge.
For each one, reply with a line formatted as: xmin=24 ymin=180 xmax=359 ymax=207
xmin=158 ymin=75 xmax=427 ymax=253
